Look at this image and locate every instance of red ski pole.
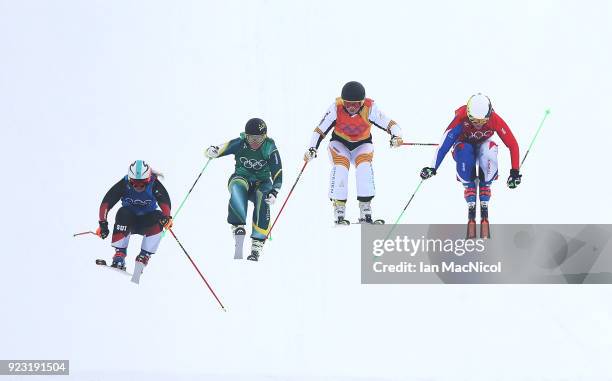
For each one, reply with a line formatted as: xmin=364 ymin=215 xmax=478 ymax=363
xmin=401 ymin=142 xmax=439 ymax=146
xmin=167 ymin=228 xmax=226 ymax=311
xmin=73 ymin=230 xmax=98 ymax=237
xmin=266 ymin=161 xmax=309 ymax=240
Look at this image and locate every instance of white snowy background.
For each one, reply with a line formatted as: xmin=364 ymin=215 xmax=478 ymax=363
xmin=1 ymin=0 xmax=611 ymax=380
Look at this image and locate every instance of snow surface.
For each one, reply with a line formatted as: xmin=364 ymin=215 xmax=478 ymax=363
xmin=1 ymin=0 xmax=612 ymax=380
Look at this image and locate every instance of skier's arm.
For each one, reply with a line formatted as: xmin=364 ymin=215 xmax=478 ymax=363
xmin=308 ymin=104 xmax=337 ymax=149
xmin=269 ymin=147 xmax=283 ymax=193
xmin=368 ymin=102 xmax=403 ymax=138
xmin=493 ymin=114 xmax=520 ymax=170
xmin=99 ymin=179 xmax=125 ymax=221
xmin=214 ymin=138 xmax=243 ymax=158
xmin=153 ymin=179 xmax=172 ymax=217
xmin=431 ymin=117 xmax=464 ymax=170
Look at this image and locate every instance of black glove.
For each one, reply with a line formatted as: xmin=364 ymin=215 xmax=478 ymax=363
xmin=304 ymin=147 xmax=317 ymax=162
xmin=159 ymin=215 xmax=173 ymax=230
xmin=420 ymin=167 xmax=437 ymax=180
xmin=507 ymin=169 xmax=522 ymax=189
xmin=265 ymin=189 xmax=279 ymax=205
xmin=97 ymin=221 xmax=109 ymax=239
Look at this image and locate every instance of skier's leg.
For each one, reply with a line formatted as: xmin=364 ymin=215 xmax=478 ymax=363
xmin=137 ymin=211 xmax=164 ymax=266
xmin=328 ymin=141 xmax=350 ymax=200
xmin=477 ymin=139 xmax=499 ymax=206
xmin=227 ymin=175 xmax=250 ymax=227
xmin=250 ymin=180 xmax=273 ymax=241
xmin=328 ymin=141 xmax=350 ymax=223
xmin=453 ymin=142 xmax=478 ymax=239
xmin=477 ymin=139 xmax=499 ymax=233
xmin=453 ymin=142 xmax=478 ymax=206
xmin=247 ymin=180 xmax=272 ymax=261
xmin=227 ymin=175 xmax=250 ymax=259
xmin=351 ymin=143 xmax=381 ymax=223
xmin=111 ymin=207 xmax=136 ymax=268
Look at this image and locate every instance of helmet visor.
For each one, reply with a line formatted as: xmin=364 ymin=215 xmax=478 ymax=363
xmin=246 ymin=134 xmax=266 ymax=149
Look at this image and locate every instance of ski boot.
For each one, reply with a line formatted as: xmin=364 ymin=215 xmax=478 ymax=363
xmin=135 ymin=250 xmax=152 ymax=266
xmin=247 ymin=239 xmax=264 ymax=261
xmin=232 ymin=225 xmax=247 ymax=259
xmin=111 ymin=249 xmax=127 ymax=271
xmin=466 ymin=203 xmax=477 ymax=239
xmin=333 ymin=200 xmax=350 ymax=226
xmin=480 ymin=201 xmax=490 ymax=239
xmin=357 ymin=201 xmax=385 ymax=224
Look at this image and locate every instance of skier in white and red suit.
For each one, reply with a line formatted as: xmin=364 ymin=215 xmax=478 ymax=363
xmin=420 ymin=94 xmax=522 ymax=226
xmin=303 ymin=81 xmax=404 ymax=225
xmin=97 ymin=160 xmax=173 ymax=270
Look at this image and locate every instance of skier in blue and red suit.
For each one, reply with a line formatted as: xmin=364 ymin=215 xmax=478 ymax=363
xmin=420 ymin=94 xmax=522 ymax=238
xmin=97 ymin=160 xmax=173 ymax=270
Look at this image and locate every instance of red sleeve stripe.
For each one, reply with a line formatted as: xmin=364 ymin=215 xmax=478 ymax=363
xmin=99 ymin=202 xmax=109 ymax=222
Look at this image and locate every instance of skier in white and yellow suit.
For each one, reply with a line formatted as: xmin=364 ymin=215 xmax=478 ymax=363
xmin=304 ymin=81 xmax=404 ymax=225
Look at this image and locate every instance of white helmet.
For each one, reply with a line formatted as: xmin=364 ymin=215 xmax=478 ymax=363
xmin=466 ymin=93 xmax=492 ymax=123
xmin=128 ymin=160 xmax=152 ymax=181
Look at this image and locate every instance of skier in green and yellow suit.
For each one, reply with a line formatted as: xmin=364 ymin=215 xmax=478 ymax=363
xmin=205 ymin=118 xmax=282 ymax=261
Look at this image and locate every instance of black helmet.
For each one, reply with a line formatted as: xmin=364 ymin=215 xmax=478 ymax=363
xmin=245 ymin=118 xmax=267 ymax=135
xmin=341 ymin=81 xmax=365 ymax=101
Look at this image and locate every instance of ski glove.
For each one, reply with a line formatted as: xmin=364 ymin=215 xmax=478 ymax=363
xmin=159 ymin=215 xmax=173 ymax=230
xmin=507 ymin=169 xmax=522 ymax=189
xmin=265 ymin=189 xmax=278 ymax=205
xmin=420 ymin=167 xmax=437 ymax=180
xmin=390 ymin=135 xmax=404 ymax=148
xmin=304 ymin=147 xmax=317 ymax=162
xmin=205 ymin=145 xmax=220 ymax=159
xmin=97 ymin=221 xmax=109 ymax=239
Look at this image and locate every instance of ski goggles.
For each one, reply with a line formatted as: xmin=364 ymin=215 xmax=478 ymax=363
xmin=468 ymin=115 xmax=489 ymax=127
xmin=342 ymin=100 xmax=364 ymax=114
xmin=246 ymin=134 xmax=266 ymax=148
xmin=129 ymin=178 xmax=151 ymax=188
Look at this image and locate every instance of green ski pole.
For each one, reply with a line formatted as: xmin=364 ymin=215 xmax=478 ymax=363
xmin=520 ymin=109 xmax=551 ymax=170
xmin=385 ymin=179 xmax=425 ymax=240
xmin=162 ymin=158 xmax=212 ymax=237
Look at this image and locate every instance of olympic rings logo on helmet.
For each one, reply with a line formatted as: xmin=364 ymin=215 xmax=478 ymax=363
xmin=239 ymin=157 xmax=267 ymax=170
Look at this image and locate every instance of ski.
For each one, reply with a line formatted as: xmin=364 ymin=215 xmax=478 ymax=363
xmin=334 ymin=218 xmax=351 ymax=227
xmin=480 ymin=203 xmax=490 ymax=239
xmin=95 ymin=259 xmax=133 ymax=276
xmin=480 ymin=219 xmax=491 ymax=239
xmin=233 ymin=226 xmax=246 ymax=259
xmin=466 ymin=219 xmax=477 ymax=239
xmin=131 ymin=262 xmax=145 ymax=284
xmin=354 ymin=219 xmax=385 ymax=225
